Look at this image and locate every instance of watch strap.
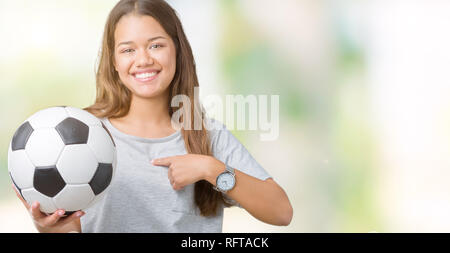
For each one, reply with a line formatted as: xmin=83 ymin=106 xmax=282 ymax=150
xmin=225 ymin=165 xmax=235 ymax=175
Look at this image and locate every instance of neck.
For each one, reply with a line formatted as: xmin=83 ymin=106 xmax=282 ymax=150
xmin=121 ymin=92 xmax=172 ymax=128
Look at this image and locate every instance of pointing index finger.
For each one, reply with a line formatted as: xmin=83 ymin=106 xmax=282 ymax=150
xmin=151 ymin=157 xmax=172 ymax=167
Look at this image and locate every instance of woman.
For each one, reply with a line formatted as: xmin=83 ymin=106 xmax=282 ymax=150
xmin=14 ymin=0 xmax=293 ymax=233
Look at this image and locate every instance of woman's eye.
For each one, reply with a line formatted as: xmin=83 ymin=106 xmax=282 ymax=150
xmin=122 ymin=49 xmax=134 ymax=53
xmin=150 ymin=44 xmax=162 ymax=49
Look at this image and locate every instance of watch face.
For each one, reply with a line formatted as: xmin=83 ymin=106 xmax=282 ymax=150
xmin=218 ymin=172 xmax=235 ymax=191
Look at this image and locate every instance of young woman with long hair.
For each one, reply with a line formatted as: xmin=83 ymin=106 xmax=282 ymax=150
xmin=14 ymin=0 xmax=293 ymax=233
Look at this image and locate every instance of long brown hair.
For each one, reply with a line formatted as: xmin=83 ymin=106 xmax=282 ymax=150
xmin=84 ymin=0 xmax=230 ymax=216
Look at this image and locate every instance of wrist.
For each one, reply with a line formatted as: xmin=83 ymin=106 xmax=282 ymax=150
xmin=204 ymin=157 xmax=226 ymax=185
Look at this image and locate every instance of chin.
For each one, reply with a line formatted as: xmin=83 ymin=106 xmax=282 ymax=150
xmin=132 ymin=87 xmax=167 ymax=99
xmin=133 ymin=91 xmax=160 ymax=99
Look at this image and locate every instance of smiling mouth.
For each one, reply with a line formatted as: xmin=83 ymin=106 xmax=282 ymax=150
xmin=132 ymin=71 xmax=160 ymax=82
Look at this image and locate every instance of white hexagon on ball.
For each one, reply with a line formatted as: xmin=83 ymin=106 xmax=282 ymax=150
xmin=21 ymin=188 xmax=58 ymax=214
xmin=53 ymin=184 xmax=95 ymax=212
xmin=56 ymin=144 xmax=99 ymax=184
xmin=88 ymin=125 xmax=116 ymax=164
xmin=27 ymin=107 xmax=68 ymax=129
xmin=25 ymin=128 xmax=65 ymax=167
xmin=8 ymin=149 xmax=35 ymax=189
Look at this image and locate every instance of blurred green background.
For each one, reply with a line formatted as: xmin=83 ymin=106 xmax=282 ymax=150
xmin=2 ymin=0 xmax=450 ymax=232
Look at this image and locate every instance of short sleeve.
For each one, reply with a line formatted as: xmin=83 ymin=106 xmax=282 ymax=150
xmin=206 ymin=118 xmax=272 ymax=208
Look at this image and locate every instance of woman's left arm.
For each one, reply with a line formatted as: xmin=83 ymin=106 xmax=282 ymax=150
xmin=152 ymin=154 xmax=293 ymax=226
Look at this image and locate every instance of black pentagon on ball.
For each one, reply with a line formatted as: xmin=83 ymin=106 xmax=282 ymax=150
xmin=89 ymin=163 xmax=113 ymax=195
xmin=11 ymin=121 xmax=34 ymax=151
xmin=34 ymin=165 xmax=66 ymax=197
xmin=101 ymin=122 xmax=116 ymax=147
xmin=55 ymin=117 xmax=89 ymax=145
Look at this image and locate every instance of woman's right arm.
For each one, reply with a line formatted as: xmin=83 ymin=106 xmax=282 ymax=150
xmin=13 ymin=185 xmax=84 ymax=233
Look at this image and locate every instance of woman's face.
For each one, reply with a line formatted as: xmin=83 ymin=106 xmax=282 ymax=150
xmin=114 ymin=14 xmax=176 ymax=99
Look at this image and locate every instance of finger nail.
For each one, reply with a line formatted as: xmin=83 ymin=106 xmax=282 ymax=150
xmin=76 ymin=212 xmax=84 ymax=217
xmin=58 ymin=210 xmax=65 ymax=216
xmin=32 ymin=202 xmax=38 ymax=209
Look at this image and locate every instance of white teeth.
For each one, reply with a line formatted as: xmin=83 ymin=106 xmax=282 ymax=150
xmin=135 ymin=72 xmax=157 ymax=79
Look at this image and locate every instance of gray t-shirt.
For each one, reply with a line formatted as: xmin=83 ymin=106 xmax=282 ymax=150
xmin=80 ymin=117 xmax=271 ymax=233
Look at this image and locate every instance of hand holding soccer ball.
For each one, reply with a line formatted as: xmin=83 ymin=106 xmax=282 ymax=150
xmin=12 ymin=185 xmax=84 ymax=233
xmin=8 ymin=106 xmax=117 ymax=232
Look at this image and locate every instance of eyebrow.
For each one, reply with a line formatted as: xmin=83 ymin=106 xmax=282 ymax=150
xmin=117 ymin=36 xmax=166 ymax=47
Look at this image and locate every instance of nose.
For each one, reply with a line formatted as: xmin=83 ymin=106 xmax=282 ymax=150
xmin=136 ymin=49 xmax=154 ymax=67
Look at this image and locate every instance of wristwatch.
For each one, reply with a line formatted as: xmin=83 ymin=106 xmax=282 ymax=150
xmin=213 ymin=165 xmax=236 ymax=193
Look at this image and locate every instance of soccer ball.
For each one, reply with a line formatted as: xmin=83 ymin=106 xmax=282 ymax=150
xmin=8 ymin=106 xmax=116 ymax=215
